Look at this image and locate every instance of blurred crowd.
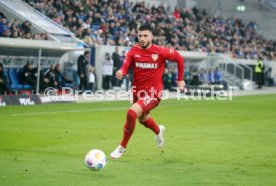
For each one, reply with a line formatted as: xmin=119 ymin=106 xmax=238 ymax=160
xmin=0 ymin=62 xmax=69 ymax=95
xmin=1 ymin=0 xmax=276 ymax=60
xmin=0 ymin=13 xmax=49 ymax=40
xmin=21 ymin=0 xmax=276 ymax=60
xmin=1 ymin=48 xmax=274 ymax=95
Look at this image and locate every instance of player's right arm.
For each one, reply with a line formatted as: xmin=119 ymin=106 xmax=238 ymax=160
xmin=116 ymin=70 xmax=124 ymax=80
xmin=116 ymin=49 xmax=134 ymax=80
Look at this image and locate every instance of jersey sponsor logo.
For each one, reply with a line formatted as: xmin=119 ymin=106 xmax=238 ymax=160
xmin=151 ymin=54 xmax=158 ymax=61
xmin=135 ymin=62 xmax=158 ymax=69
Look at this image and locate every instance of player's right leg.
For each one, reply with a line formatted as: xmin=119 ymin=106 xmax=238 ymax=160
xmin=110 ymin=103 xmax=143 ymax=159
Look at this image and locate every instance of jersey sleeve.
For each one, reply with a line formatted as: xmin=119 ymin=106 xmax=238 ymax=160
xmin=120 ymin=49 xmax=134 ymax=75
xmin=162 ymin=48 xmax=185 ymax=81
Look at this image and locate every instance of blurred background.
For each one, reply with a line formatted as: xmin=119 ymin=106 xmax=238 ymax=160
xmin=0 ymin=0 xmax=275 ymax=105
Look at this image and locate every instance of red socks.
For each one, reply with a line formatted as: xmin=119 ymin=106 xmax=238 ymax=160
xmin=140 ymin=117 xmax=160 ymax=135
xmin=120 ymin=109 xmax=137 ymax=148
xmin=120 ymin=110 xmax=160 ymax=148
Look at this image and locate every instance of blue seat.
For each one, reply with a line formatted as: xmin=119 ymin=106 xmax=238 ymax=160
xmin=8 ymin=68 xmax=23 ymax=90
xmin=3 ymin=68 xmax=9 ymax=88
xmin=8 ymin=68 xmax=32 ymax=91
xmin=23 ymin=84 xmax=32 ymax=89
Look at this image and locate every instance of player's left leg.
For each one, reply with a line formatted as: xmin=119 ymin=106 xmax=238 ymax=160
xmin=138 ymin=115 xmax=159 ymax=135
xmin=139 ymin=115 xmax=165 ymax=148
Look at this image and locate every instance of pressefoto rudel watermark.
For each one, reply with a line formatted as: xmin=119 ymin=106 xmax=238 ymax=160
xmin=43 ymin=86 xmax=233 ymax=101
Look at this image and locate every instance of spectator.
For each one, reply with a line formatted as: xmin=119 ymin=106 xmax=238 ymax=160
xmin=21 ymin=62 xmax=36 ymax=92
xmin=214 ymin=67 xmax=222 ymax=84
xmin=173 ymin=7 xmax=181 ymax=20
xmin=255 ymin=56 xmax=264 ymax=89
xmin=43 ymin=64 xmax=56 ymax=91
xmin=0 ymin=18 xmax=10 ymax=37
xmin=190 ymin=69 xmax=200 ymax=86
xmin=32 ymin=64 xmax=44 ymax=93
xmin=199 ymin=68 xmax=208 ymax=84
xmin=208 ymin=68 xmax=215 ymax=84
xmin=88 ymin=65 xmax=96 ymax=92
xmin=21 ymin=20 xmax=32 ymax=36
xmin=54 ymin=64 xmax=67 ymax=90
xmin=119 ymin=50 xmax=126 ymax=88
xmin=102 ymin=53 xmax=113 ymax=90
xmin=163 ymin=67 xmax=173 ymax=90
xmin=22 ymin=63 xmax=32 ymax=83
xmin=0 ymin=63 xmax=9 ymax=95
xmin=78 ymin=51 xmax=89 ymax=92
xmin=112 ymin=46 xmax=121 ymax=88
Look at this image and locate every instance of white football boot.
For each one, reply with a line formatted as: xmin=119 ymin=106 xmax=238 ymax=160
xmin=110 ymin=145 xmax=125 ymax=159
xmin=156 ymin=125 xmax=165 ymax=148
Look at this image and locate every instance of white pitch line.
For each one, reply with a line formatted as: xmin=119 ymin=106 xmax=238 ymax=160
xmin=1 ymin=102 xmax=190 ymax=117
xmin=8 ymin=107 xmax=129 ymax=117
xmin=10 ymin=111 xmax=59 ymax=116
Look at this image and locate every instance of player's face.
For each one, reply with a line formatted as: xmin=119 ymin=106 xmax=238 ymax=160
xmin=138 ymin=30 xmax=153 ymax=49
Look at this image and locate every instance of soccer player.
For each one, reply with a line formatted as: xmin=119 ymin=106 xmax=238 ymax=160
xmin=110 ymin=25 xmax=185 ymax=159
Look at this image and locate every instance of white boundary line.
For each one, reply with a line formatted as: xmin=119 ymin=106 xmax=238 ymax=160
xmin=0 ymin=102 xmax=191 ymax=117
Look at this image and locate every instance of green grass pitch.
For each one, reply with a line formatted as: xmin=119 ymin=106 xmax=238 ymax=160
xmin=0 ymin=95 xmax=276 ymax=186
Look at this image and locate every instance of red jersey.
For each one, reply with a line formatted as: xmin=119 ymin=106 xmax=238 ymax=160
xmin=120 ymin=44 xmax=184 ymax=96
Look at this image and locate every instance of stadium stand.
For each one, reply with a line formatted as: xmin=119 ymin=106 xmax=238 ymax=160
xmin=0 ymin=0 xmax=275 ymax=97
xmin=21 ymin=0 xmax=275 ymax=60
xmin=258 ymin=0 xmax=276 ymax=11
xmin=0 ymin=11 xmax=49 ymax=40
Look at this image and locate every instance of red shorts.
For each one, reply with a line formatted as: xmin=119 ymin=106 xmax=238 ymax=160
xmin=133 ymin=94 xmax=161 ymax=116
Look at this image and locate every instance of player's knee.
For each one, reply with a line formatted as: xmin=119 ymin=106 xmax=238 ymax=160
xmin=138 ymin=116 xmax=149 ymax=128
xmin=126 ymin=109 xmax=137 ymax=122
xmin=124 ymin=109 xmax=137 ymax=133
xmin=139 ymin=122 xmax=147 ymax=128
xmin=138 ymin=116 xmax=145 ymax=124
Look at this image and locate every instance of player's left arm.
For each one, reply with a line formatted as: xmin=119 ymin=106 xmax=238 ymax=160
xmin=163 ymin=48 xmax=185 ymax=92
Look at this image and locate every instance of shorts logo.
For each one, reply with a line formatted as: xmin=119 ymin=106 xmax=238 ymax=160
xmin=143 ymin=95 xmax=152 ymax=105
xmin=152 ymin=54 xmax=158 ymax=61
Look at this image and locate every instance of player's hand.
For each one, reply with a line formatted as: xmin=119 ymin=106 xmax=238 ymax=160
xmin=116 ymin=70 xmax=124 ymax=80
xmin=177 ymin=80 xmax=185 ymax=93
xmin=43 ymin=78 xmax=49 ymax=83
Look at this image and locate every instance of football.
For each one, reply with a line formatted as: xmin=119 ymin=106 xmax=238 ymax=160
xmin=85 ymin=149 xmax=107 ymax=171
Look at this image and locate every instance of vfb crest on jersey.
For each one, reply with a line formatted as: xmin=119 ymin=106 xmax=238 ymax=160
xmin=151 ymin=54 xmax=158 ymax=61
